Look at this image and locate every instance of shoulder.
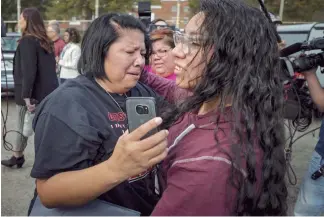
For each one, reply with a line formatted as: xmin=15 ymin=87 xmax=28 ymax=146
xmin=37 ymin=76 xmax=97 ymax=114
xmin=19 ymin=35 xmax=38 ymax=47
xmin=134 ymin=81 xmax=159 ymax=97
xmin=55 ymin=39 xmax=65 ymax=47
xmin=34 ymin=76 xmax=107 ymax=133
xmin=71 ymin=43 xmax=81 ymax=51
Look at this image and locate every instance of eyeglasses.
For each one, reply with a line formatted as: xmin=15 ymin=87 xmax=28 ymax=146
xmin=148 ymin=24 xmax=172 ymax=33
xmin=151 ymin=48 xmax=172 ymax=58
xmin=173 ymin=31 xmax=205 ymax=55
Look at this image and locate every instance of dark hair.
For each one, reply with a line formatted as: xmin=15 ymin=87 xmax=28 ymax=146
xmin=144 ymin=33 xmax=152 ymax=65
xmin=78 ymin=13 xmax=147 ymax=79
xmin=65 ymin=27 xmax=81 ymax=44
xmin=162 ymin=0 xmax=287 ymax=215
xmin=151 ymin=18 xmax=167 ymax=25
xmin=150 ymin=29 xmax=175 ymax=48
xmin=21 ymin=8 xmax=53 ymax=53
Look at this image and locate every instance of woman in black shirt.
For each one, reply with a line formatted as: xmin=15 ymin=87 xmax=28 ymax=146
xmin=1 ymin=8 xmax=58 ymax=168
xmin=29 ymin=13 xmax=168 ymax=216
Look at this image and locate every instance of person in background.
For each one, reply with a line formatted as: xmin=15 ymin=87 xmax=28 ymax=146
xmin=151 ymin=18 xmax=168 ymax=28
xmin=47 ymin=20 xmax=65 ymax=77
xmin=1 ymin=8 xmax=58 ymax=168
xmin=149 ymin=29 xmax=176 ymax=80
xmin=141 ymin=0 xmax=287 ymax=215
xmin=294 ymin=66 xmax=324 ymax=216
xmin=149 ymin=18 xmax=170 ymax=33
xmin=57 ymin=27 xmax=81 ymax=84
xmin=47 ymin=20 xmax=65 ymax=60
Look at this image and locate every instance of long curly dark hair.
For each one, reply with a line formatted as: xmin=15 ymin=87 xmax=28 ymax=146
xmin=162 ymin=0 xmax=287 ymax=215
xmin=21 ymin=7 xmax=53 ymax=53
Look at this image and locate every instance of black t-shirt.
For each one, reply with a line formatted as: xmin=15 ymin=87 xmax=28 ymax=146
xmin=31 ymin=75 xmax=166 ymax=216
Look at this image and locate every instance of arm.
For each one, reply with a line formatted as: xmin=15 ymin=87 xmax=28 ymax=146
xmin=36 ymin=158 xmax=125 ymax=208
xmin=32 ymin=113 xmax=167 ymax=208
xmin=304 ymin=68 xmax=324 ymax=112
xmin=151 ymin=159 xmax=239 ymax=216
xmin=58 ymin=46 xmax=81 ymax=70
xmin=20 ymin=37 xmax=37 ymax=99
xmin=141 ymin=70 xmax=190 ymax=104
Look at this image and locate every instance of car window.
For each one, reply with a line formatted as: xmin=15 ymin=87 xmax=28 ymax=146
xmin=278 ymin=33 xmax=309 ymax=46
xmin=1 ymin=59 xmax=14 ymax=70
xmin=1 ymin=36 xmax=19 ymax=52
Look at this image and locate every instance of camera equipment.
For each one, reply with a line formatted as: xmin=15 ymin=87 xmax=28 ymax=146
xmin=257 ymin=0 xmax=324 ymax=187
xmin=280 ymin=37 xmax=324 ymax=78
xmin=138 ymin=1 xmax=151 ymax=30
xmin=311 ymin=164 xmax=324 ymax=180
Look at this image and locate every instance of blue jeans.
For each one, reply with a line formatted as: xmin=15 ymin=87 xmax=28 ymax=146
xmin=294 ymin=151 xmax=324 ymax=216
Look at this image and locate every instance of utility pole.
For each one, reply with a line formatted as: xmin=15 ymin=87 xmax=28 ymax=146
xmin=17 ymin=0 xmax=21 ymax=32
xmin=176 ymin=0 xmax=180 ymax=29
xmin=95 ymin=0 xmax=99 ymax=18
xmin=279 ymin=0 xmax=284 ymax=21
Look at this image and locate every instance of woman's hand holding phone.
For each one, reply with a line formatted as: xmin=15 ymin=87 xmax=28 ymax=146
xmin=107 ymin=117 xmax=168 ymax=181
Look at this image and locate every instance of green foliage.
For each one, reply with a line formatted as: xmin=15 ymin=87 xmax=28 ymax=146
xmin=187 ymin=0 xmax=324 ymax=22
xmin=2 ymin=0 xmax=323 ymax=22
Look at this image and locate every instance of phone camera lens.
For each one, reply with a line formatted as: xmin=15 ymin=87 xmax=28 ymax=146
xmin=136 ymin=105 xmax=149 ymax=115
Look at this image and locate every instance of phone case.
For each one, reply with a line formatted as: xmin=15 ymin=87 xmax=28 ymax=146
xmin=126 ymin=97 xmax=157 ymax=139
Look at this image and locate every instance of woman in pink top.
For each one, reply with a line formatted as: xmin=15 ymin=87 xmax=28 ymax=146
xmin=141 ymin=0 xmax=287 ymax=215
xmin=149 ymin=29 xmax=176 ymax=80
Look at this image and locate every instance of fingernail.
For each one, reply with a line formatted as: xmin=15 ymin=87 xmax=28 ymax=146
xmin=165 ymin=130 xmax=169 ymax=135
xmin=155 ymin=117 xmax=162 ymax=125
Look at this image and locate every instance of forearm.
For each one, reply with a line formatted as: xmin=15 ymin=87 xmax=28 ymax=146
xmin=58 ymin=59 xmax=78 ymax=70
xmin=22 ymin=74 xmax=36 ymax=99
xmin=37 ymin=159 xmax=125 ymax=208
xmin=140 ymin=70 xmax=189 ymax=103
xmin=306 ymin=73 xmax=324 ymax=111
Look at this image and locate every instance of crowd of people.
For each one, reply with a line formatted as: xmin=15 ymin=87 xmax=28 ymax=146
xmin=1 ymin=0 xmax=323 ymax=216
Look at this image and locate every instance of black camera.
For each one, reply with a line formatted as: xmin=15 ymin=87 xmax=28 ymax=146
xmin=138 ymin=1 xmax=151 ymax=30
xmin=280 ymin=37 xmax=324 ymax=79
xmin=136 ymin=105 xmax=149 ymax=115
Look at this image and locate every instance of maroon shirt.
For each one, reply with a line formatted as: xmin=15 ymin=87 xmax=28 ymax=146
xmin=142 ymin=72 xmax=263 ymax=215
xmin=53 ymin=38 xmax=65 ymax=57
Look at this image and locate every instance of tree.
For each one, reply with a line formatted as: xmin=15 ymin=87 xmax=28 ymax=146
xmin=1 ymin=0 xmax=47 ymax=20
xmin=45 ymin=0 xmax=137 ymax=20
xmin=187 ymin=0 xmax=324 ymax=22
xmin=1 ymin=0 xmax=48 ymax=31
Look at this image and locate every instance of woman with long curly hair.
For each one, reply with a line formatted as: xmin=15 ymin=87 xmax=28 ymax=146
xmin=1 ymin=8 xmax=58 ymax=168
xmin=141 ymin=0 xmax=288 ymax=215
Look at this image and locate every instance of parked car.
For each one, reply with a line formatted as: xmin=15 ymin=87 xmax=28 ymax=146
xmin=277 ymin=22 xmax=324 ymax=87
xmin=1 ymin=32 xmax=20 ymax=94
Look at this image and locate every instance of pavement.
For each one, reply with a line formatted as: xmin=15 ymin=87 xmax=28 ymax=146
xmin=1 ymin=97 xmax=322 ymax=216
